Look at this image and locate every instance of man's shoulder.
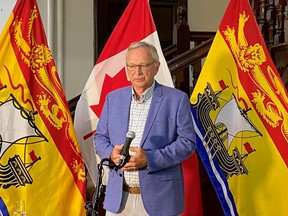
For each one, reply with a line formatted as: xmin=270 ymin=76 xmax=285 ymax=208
xmin=108 ymin=85 xmax=131 ymax=95
xmin=156 ymin=83 xmax=186 ymax=96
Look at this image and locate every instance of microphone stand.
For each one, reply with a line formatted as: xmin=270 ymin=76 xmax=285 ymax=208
xmin=85 ymin=157 xmax=129 ymax=216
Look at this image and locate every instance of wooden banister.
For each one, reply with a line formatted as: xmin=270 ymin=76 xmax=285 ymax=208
xmin=168 ymin=37 xmax=213 ymax=74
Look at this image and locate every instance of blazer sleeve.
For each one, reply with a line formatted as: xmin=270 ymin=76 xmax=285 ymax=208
xmin=93 ymin=94 xmax=114 ymax=160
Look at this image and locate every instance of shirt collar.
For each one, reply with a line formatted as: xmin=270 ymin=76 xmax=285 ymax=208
xmin=132 ymin=81 xmax=155 ymax=103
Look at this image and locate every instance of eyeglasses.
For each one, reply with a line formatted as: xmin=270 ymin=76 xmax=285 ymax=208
xmin=126 ymin=61 xmax=155 ymax=72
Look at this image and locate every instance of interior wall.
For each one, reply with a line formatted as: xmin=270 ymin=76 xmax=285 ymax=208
xmin=0 ymin=0 xmax=16 ymax=32
xmin=62 ymin=0 xmax=94 ymax=99
xmin=187 ymin=0 xmax=229 ymax=31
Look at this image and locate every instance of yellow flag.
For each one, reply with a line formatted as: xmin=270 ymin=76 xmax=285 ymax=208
xmin=190 ymin=0 xmax=288 ymax=215
xmin=0 ymin=0 xmax=86 ymax=215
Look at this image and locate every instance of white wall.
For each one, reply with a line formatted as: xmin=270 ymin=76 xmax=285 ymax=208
xmin=62 ymin=0 xmax=94 ymax=99
xmin=0 ymin=0 xmax=17 ymax=33
xmin=188 ymin=0 xmax=229 ymax=31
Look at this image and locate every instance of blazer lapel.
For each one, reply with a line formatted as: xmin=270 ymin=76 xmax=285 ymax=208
xmin=117 ymin=87 xmax=132 ymax=138
xmin=140 ymin=83 xmax=163 ymax=146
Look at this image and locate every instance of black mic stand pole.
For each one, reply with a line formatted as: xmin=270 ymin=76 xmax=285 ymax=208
xmin=85 ymin=157 xmax=128 ymax=216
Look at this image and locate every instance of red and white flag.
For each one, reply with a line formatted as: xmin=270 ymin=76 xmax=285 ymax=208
xmin=74 ymin=0 xmax=174 ymax=187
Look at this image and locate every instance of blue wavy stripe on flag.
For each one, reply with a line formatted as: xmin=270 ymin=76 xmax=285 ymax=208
xmin=0 ymin=197 xmax=9 ymax=216
xmin=190 ymin=105 xmax=238 ymax=216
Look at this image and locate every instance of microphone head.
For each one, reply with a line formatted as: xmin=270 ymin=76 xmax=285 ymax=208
xmin=126 ymin=131 xmax=135 ymax=139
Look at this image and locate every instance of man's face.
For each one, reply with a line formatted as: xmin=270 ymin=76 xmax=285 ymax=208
xmin=126 ymin=46 xmax=159 ymax=92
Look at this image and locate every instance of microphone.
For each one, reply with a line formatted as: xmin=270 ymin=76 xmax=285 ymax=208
xmin=118 ymin=131 xmax=136 ymax=167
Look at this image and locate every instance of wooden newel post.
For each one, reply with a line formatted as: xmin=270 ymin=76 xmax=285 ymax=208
xmin=173 ymin=5 xmax=191 ymax=95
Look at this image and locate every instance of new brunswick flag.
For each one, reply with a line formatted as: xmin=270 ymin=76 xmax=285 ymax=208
xmin=0 ymin=0 xmax=86 ymax=215
xmin=190 ymin=0 xmax=288 ymax=215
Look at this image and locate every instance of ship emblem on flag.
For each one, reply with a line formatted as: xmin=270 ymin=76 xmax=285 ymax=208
xmin=192 ymin=83 xmax=261 ymax=179
xmin=0 ymin=93 xmax=45 ymax=189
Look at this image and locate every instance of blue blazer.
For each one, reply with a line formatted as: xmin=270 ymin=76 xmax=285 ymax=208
xmin=94 ymin=82 xmax=196 ymax=216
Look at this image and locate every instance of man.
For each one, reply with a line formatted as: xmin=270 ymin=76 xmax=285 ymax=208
xmin=94 ymin=41 xmax=196 ymax=216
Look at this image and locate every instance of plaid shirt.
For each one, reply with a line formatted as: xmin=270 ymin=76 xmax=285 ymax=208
xmin=124 ymin=82 xmax=155 ymax=187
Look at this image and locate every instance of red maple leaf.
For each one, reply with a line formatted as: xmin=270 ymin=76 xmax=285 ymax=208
xmin=90 ymin=68 xmax=131 ymax=118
